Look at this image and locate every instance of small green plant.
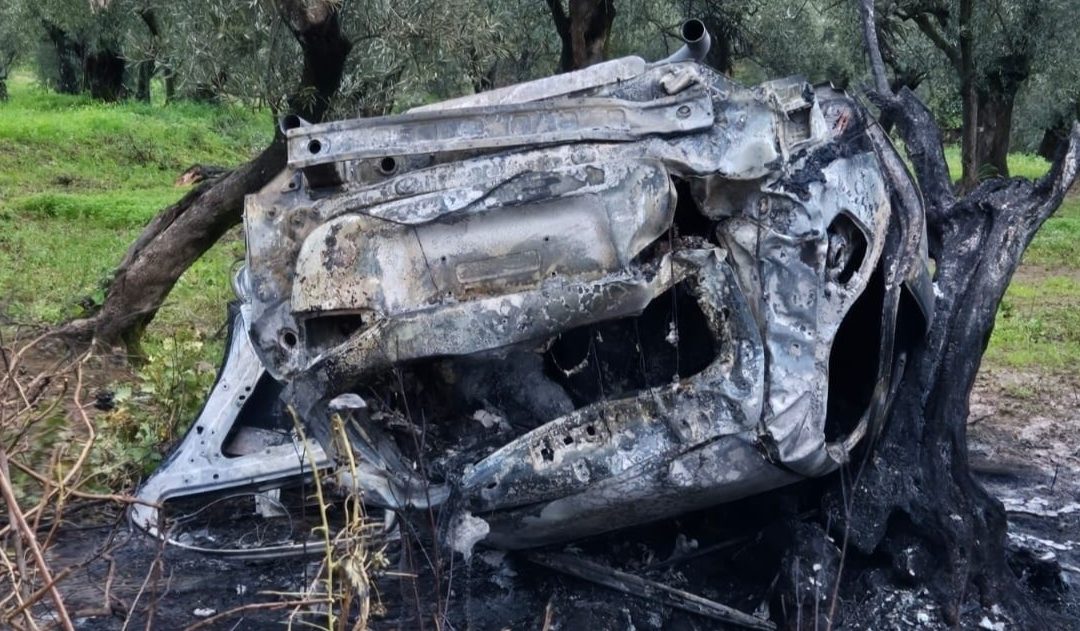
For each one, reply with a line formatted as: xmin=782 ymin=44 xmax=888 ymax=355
xmin=89 ymin=331 xmax=220 ymax=489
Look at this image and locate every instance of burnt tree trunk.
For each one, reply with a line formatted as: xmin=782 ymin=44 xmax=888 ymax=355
xmin=784 ymin=4 xmax=1080 ymax=627
xmin=834 ymin=95 xmax=1078 ymax=625
xmin=58 ymin=0 xmax=352 ymax=351
xmin=545 ymin=0 xmax=616 ymax=72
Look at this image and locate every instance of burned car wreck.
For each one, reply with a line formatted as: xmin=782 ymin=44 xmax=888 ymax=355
xmin=132 ymin=21 xmax=932 ymax=554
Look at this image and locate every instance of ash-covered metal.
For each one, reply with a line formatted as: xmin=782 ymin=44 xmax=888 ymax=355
xmin=135 ymin=22 xmax=932 ymax=554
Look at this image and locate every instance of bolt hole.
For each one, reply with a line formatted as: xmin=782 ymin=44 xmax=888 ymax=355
xmin=281 ymin=330 xmax=298 ymax=349
xmin=213 ymin=473 xmax=219 ymax=480
xmin=378 ymin=156 xmax=398 ymax=175
xmin=485 ymin=481 xmax=498 ymax=490
xmin=586 ymin=425 xmax=597 ymax=436
xmin=563 ymin=435 xmax=574 ymax=445
xmin=196 ymin=426 xmax=204 ymax=434
xmin=540 ymin=447 xmax=554 ymax=462
xmin=308 ymin=139 xmax=322 ymax=154
xmin=543 ymin=236 xmax=550 ymax=242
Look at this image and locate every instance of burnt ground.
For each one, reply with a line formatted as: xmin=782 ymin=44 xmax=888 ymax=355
xmin=20 ymin=367 xmax=1080 ymax=630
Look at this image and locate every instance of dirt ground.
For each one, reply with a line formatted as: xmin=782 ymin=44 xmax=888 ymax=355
xmin=969 ymin=369 xmax=1080 ymax=586
xmin=9 ymin=365 xmax=1080 ymax=630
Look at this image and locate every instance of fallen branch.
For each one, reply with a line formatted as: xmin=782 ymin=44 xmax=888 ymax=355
xmin=528 ymin=551 xmax=775 ymax=630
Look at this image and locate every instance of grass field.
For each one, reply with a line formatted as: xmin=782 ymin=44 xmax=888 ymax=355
xmin=0 ymin=72 xmax=1076 ymax=376
xmin=0 ymin=71 xmax=270 ymax=335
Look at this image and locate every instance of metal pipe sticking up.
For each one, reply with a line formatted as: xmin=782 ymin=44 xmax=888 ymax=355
xmin=660 ymin=19 xmax=712 ymax=64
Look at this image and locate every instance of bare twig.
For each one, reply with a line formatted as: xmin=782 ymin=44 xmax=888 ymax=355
xmin=0 ymin=449 xmax=75 ymax=631
xmin=183 ymin=599 xmax=326 ymax=631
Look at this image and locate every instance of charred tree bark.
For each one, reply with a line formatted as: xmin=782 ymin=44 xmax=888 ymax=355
xmin=790 ymin=3 xmax=1080 ymax=626
xmin=545 ymin=0 xmax=616 ymax=72
xmin=58 ymin=0 xmax=352 ymax=351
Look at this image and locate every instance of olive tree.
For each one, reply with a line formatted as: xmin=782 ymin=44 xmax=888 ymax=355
xmin=0 ymin=0 xmax=34 ymax=100
xmin=878 ymin=0 xmax=1080 ymax=187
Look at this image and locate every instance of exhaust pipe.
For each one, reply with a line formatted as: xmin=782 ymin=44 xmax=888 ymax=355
xmin=660 ymin=19 xmax=712 ymax=64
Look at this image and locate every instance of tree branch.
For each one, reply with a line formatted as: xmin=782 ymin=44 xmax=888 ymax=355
xmin=858 ymin=0 xmax=955 ymax=221
xmin=910 ymin=13 xmax=960 ymax=71
xmin=1029 ymin=122 xmax=1080 ymax=229
xmin=857 ymin=0 xmax=892 ymax=95
xmin=544 ymin=0 xmax=570 ymax=37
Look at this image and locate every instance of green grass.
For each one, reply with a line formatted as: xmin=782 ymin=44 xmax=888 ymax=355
xmin=0 ymin=71 xmax=269 ymax=487
xmin=0 ymin=72 xmax=268 ymax=203
xmin=0 ymin=70 xmax=270 ymax=334
xmin=941 ymin=146 xmax=1052 ymax=182
xmin=1021 ymin=195 xmax=1080 ymax=268
xmin=986 ymin=274 xmax=1080 ymax=370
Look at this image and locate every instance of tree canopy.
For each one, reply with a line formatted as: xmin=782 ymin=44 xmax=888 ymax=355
xmin=1 ymin=0 xmax=1073 ymax=164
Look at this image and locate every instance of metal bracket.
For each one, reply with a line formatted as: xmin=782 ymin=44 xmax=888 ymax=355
xmin=130 ymin=306 xmax=331 ymax=555
xmin=286 ymin=88 xmax=714 ymax=168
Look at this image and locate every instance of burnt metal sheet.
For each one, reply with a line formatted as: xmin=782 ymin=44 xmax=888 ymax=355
xmin=291 ymin=160 xmax=675 ymax=317
xmin=230 ymin=54 xmax=932 ymax=551
xmin=285 ymin=88 xmax=714 ymax=168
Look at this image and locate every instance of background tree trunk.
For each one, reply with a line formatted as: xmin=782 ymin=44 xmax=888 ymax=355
xmin=135 ymin=8 xmax=162 ymax=103
xmin=545 ymin=0 xmax=616 ymax=72
xmin=135 ymin=61 xmax=154 ymax=103
xmin=58 ymin=0 xmax=353 ymax=351
xmin=42 ymin=23 xmax=83 ymax=95
xmin=83 ymin=46 xmax=126 ymax=101
xmin=973 ymin=90 xmax=1015 ymax=180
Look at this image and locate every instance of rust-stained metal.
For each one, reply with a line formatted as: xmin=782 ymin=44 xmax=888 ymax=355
xmin=136 ymin=21 xmax=932 ymax=555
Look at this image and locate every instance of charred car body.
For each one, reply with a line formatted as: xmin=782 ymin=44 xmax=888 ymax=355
xmin=132 ymin=21 xmax=932 ymax=552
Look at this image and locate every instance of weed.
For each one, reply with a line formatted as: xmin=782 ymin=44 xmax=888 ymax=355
xmin=89 ymin=331 xmax=220 ymax=489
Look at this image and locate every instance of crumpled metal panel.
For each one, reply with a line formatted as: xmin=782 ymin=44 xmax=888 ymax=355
xmin=291 ymin=160 xmax=675 ymax=317
xmin=238 ymin=56 xmax=932 ymax=549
